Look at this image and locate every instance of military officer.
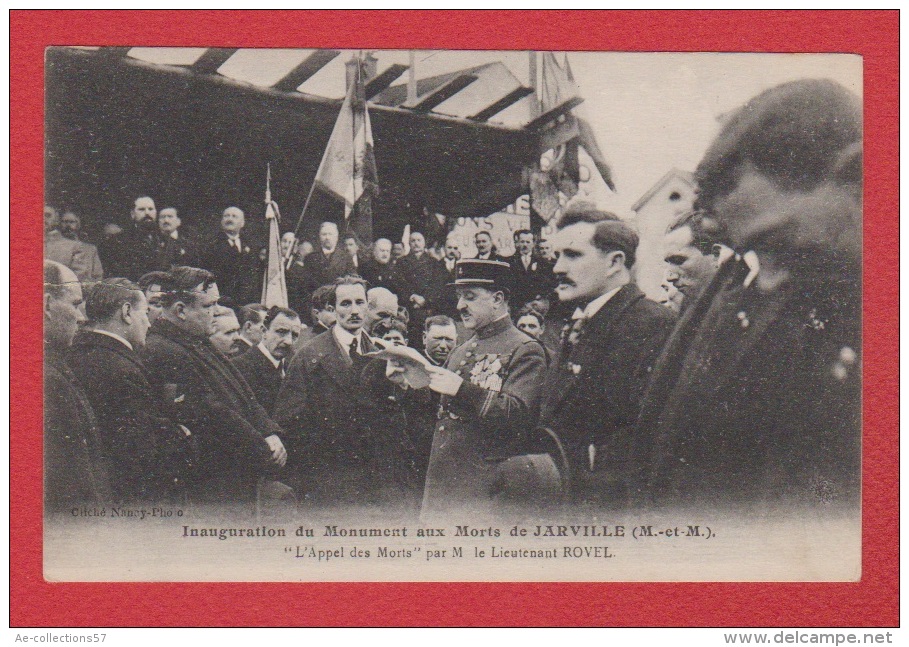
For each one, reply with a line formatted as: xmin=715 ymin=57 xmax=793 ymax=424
xmin=417 ymin=259 xmax=550 ymax=522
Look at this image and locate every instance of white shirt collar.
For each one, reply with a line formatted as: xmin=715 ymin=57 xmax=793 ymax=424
xmin=169 ymin=230 xmax=180 ymax=240
xmin=742 ymin=250 xmax=760 ymax=288
xmin=332 ymin=325 xmax=365 ymax=357
xmin=256 ymin=342 xmax=281 ymax=369
xmin=573 ymin=286 xmax=623 ymax=321
xmin=91 ymin=328 xmax=133 ymax=351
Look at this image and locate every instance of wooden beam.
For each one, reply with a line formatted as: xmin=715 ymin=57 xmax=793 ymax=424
xmin=524 ymin=96 xmax=584 ymax=131
xmin=407 ymin=75 xmax=478 ymax=113
xmin=272 ymin=49 xmax=341 ymax=92
xmin=191 ymin=48 xmax=239 ymax=75
xmin=364 ymin=64 xmax=409 ymax=100
xmin=469 ymin=86 xmax=534 ymax=122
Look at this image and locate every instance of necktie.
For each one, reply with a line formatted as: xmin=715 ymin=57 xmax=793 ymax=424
xmin=560 ymin=311 xmax=588 ymax=363
xmin=349 ymin=337 xmax=360 ymax=360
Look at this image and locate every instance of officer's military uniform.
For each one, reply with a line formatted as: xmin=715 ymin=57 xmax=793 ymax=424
xmin=420 ymin=261 xmax=549 ymax=522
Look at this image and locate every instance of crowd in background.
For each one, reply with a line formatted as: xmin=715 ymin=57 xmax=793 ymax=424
xmin=44 ymin=78 xmax=862 ymax=520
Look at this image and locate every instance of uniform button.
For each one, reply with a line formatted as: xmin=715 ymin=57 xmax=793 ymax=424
xmin=459 ymin=360 xmax=466 ymax=366
xmin=465 ymin=351 xmax=473 ymax=357
xmin=438 ymin=425 xmax=445 ymax=431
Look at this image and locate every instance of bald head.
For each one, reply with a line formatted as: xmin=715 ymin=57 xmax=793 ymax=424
xmin=221 ymin=206 xmax=245 ymax=235
xmin=373 ymin=238 xmax=392 ymax=264
xmin=44 ymin=260 xmax=85 ymax=349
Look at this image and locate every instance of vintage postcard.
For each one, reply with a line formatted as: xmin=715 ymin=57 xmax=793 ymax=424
xmin=41 ymin=46 xmax=864 ymax=583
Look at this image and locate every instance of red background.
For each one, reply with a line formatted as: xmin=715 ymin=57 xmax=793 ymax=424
xmin=11 ymin=10 xmax=899 ymax=627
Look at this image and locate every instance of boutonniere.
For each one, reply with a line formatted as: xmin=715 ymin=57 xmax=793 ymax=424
xmin=570 ymin=363 xmax=582 ymax=375
xmin=531 ymin=262 xmax=537 ymax=271
xmin=243 ymin=245 xmax=250 ymax=254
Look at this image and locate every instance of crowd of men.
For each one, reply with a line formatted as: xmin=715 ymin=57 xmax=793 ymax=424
xmin=44 ymin=79 xmax=861 ymax=520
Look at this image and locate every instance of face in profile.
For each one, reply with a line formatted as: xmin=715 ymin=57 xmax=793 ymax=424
xmin=456 ymin=287 xmax=500 ymax=331
xmin=180 ymin=282 xmax=220 ymax=339
xmin=392 ymin=243 xmax=406 ymax=260
xmin=209 ymin=309 xmax=243 ymax=356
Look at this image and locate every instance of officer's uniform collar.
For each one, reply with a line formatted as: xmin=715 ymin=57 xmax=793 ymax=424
xmin=475 ymin=314 xmax=512 ymax=340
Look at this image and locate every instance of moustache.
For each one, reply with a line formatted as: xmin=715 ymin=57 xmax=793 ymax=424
xmin=555 ymin=275 xmax=575 ymax=286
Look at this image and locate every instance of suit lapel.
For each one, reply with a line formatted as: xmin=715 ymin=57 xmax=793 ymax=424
xmin=545 ymin=285 xmax=644 ymax=415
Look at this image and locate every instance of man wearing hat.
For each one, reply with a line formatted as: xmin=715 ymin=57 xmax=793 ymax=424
xmin=634 ymin=79 xmax=862 ymax=511
xmin=418 ymin=259 xmax=550 ymax=521
xmin=538 ymin=205 xmax=676 ymax=510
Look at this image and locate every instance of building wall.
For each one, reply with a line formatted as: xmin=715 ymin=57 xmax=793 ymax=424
xmin=632 ymin=176 xmax=695 ymax=302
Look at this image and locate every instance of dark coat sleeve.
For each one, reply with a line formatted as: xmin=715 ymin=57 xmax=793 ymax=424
xmin=68 ymin=349 xmax=197 ymax=501
xmin=141 ymin=338 xmax=276 ymax=478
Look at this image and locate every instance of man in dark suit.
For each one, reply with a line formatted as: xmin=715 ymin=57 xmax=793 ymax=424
xmin=196 ymin=207 xmax=260 ymax=305
xmin=231 ymin=306 xmax=302 ymax=414
xmin=472 ymin=230 xmax=507 ymax=262
xmin=66 ymin=278 xmax=196 ymax=503
xmin=274 ymin=276 xmax=407 ymax=508
xmin=635 ymin=79 xmax=862 ymax=511
xmin=140 ymin=266 xmax=288 ymax=504
xmin=100 ymin=196 xmax=177 ymax=281
xmin=235 ymin=303 xmax=268 ymax=356
xmin=304 ymin=221 xmax=354 ymax=290
xmin=538 ymin=206 xmax=676 ymax=509
xmin=158 ymin=207 xmax=197 ymax=267
xmin=358 ymin=238 xmax=396 ymax=292
xmin=43 ymin=261 xmax=113 ymax=513
xmin=390 ymin=231 xmax=445 ymax=350
xmin=507 ymin=229 xmax=555 ymax=310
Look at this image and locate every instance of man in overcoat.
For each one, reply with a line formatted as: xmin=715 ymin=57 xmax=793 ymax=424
xmin=634 ymin=79 xmax=862 ymax=511
xmin=140 ymin=266 xmax=287 ymax=504
xmin=538 ymin=207 xmax=676 ymax=510
xmin=43 ymin=260 xmax=113 ymax=513
xmin=231 ymin=306 xmax=301 ymax=414
xmin=274 ymin=275 xmax=409 ymax=508
xmin=66 ymin=278 xmax=196 ymax=503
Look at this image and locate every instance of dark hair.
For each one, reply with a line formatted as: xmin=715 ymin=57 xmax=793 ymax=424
xmin=513 ymin=229 xmax=534 ymax=241
xmin=310 ymin=285 xmax=335 ymax=313
xmin=556 ymin=208 xmax=638 ymax=268
xmin=667 ymin=210 xmax=718 ymax=255
xmin=137 ymin=270 xmax=172 ymax=292
xmin=557 ymin=202 xmax=621 ymax=229
xmin=474 ymin=230 xmax=492 ymax=240
xmin=695 ymin=79 xmax=862 ymax=210
xmin=372 ymin=316 xmax=408 ymax=339
xmin=85 ymin=278 xmax=143 ymax=323
xmin=424 ymin=314 xmax=456 ymax=332
xmin=329 ymin=274 xmax=368 ymax=305
xmin=263 ymin=306 xmax=300 ymax=329
xmin=238 ymin=303 xmax=268 ymax=328
xmin=515 ymin=306 xmax=545 ymax=328
xmin=159 ymin=266 xmax=216 ymax=308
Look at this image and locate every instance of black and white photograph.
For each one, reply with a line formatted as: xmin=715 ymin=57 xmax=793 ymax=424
xmin=42 ymin=46 xmax=862 ymax=582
